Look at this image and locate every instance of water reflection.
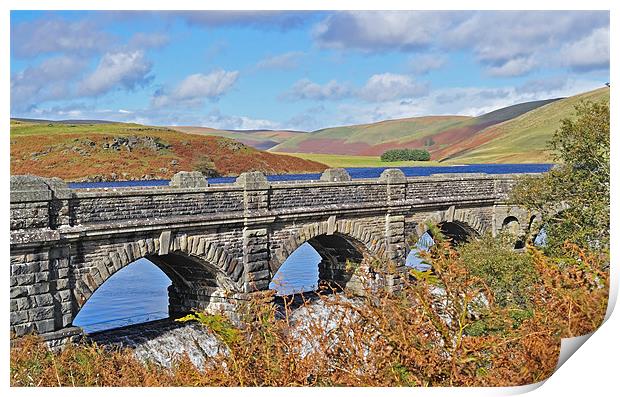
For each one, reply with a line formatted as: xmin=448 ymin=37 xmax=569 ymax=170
xmin=73 ymin=259 xmax=171 ymax=333
xmin=270 ymin=243 xmax=321 ymax=295
xmin=406 ymin=231 xmax=434 ymax=271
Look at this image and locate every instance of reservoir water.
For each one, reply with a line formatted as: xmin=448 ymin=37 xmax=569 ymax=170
xmin=72 ymin=164 xmax=551 ymax=333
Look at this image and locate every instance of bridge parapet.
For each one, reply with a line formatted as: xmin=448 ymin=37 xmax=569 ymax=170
xmin=10 ymin=170 xmax=525 ymax=241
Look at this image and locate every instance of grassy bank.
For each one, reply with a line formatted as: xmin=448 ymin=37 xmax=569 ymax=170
xmin=274 ymin=152 xmax=445 ymax=168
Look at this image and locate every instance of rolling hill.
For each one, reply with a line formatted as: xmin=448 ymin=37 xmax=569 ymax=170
xmin=271 ymin=98 xmax=562 ymax=157
xmin=436 ymin=87 xmax=610 ymax=163
xmin=169 ymin=126 xmax=303 ymax=150
xmin=268 ymin=87 xmax=609 ymax=163
xmin=10 ymin=120 xmax=327 ymax=182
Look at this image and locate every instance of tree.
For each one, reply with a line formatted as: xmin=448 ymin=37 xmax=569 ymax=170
xmin=511 ymin=100 xmax=609 ymax=257
xmin=380 ymin=148 xmax=431 ymax=162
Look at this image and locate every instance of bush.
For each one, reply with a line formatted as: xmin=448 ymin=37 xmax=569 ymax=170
xmin=458 ymin=233 xmax=537 ymax=308
xmin=194 ymin=155 xmax=219 ymax=177
xmin=10 ymin=233 xmax=608 ymax=387
xmin=380 ymin=148 xmax=431 ymax=162
xmin=511 ymin=100 xmax=609 ymax=257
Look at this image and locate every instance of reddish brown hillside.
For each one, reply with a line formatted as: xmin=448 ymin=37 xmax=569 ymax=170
xmin=10 ymin=121 xmax=327 ymax=182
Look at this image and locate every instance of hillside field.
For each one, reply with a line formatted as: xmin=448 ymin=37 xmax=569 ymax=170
xmin=10 ymin=120 xmax=327 ymax=182
xmin=272 ymin=87 xmax=609 ymax=164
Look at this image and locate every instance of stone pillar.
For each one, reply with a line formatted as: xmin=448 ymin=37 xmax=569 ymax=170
xmin=236 ymin=171 xmax=270 ymax=214
xmin=243 ymin=227 xmax=270 ymax=292
xmin=236 ymin=172 xmax=271 ymax=293
xmin=380 ymin=169 xmax=408 ymax=291
xmin=10 ymin=175 xmax=71 ymax=230
xmin=10 ymin=176 xmax=82 ymax=347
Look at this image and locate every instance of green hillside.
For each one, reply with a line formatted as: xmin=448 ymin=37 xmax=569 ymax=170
xmin=441 ymin=87 xmax=610 ymax=163
xmin=270 ymin=98 xmax=560 ymax=157
xmin=170 ymin=126 xmax=302 ymax=150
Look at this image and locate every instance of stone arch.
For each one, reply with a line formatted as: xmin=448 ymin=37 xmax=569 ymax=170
xmin=412 ymin=206 xmax=486 ymax=245
xmin=501 ymin=216 xmax=521 ymax=234
xmin=270 ymin=219 xmax=384 ymax=293
xmin=271 ymin=218 xmax=384 ymax=274
xmin=501 ymin=216 xmax=525 ymax=249
xmin=73 ymin=235 xmax=242 ymax=311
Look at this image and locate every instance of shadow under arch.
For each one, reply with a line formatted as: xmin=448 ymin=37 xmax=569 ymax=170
xmin=435 ymin=221 xmax=480 ymax=245
xmin=501 ymin=215 xmax=525 ymax=249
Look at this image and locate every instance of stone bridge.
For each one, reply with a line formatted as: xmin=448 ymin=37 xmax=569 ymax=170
xmin=10 ymin=168 xmax=536 ymax=345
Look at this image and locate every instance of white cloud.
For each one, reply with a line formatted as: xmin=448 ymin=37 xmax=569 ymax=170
xmin=408 ymin=54 xmax=447 ymax=74
xmin=313 ymin=11 xmax=609 ymax=76
xmin=486 ymin=56 xmax=537 ymax=77
xmin=199 ymin=109 xmax=281 ymax=130
xmin=256 ymin=51 xmax=304 ymax=70
xmin=281 ymin=79 xmax=352 ymax=101
xmin=174 ymin=71 xmax=239 ymax=99
xmin=314 ymin=11 xmax=455 ymax=52
xmin=78 ymin=51 xmax=153 ymax=96
xmin=127 ymin=32 xmax=169 ymax=50
xmin=151 ymin=70 xmax=239 ymax=108
xmin=329 ymin=78 xmax=606 ymax=128
xmin=561 ymin=27 xmax=610 ymax=71
xmin=11 ymin=18 xmax=112 ymax=58
xmin=11 ymin=56 xmax=88 ymax=110
xmin=359 ymin=73 xmax=429 ymax=102
xmin=282 ymin=74 xmax=428 ymax=103
xmin=175 ymin=11 xmax=309 ymax=31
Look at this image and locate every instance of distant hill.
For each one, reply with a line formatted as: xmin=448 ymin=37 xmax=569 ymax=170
xmin=436 ymin=87 xmax=610 ymax=163
xmin=11 ymin=118 xmax=117 ymax=125
xmin=170 ymin=126 xmax=305 ymax=150
xmin=271 ymin=98 xmax=562 ymax=157
xmin=10 ymin=119 xmax=326 ymax=182
xmin=269 ymin=87 xmax=609 ymax=164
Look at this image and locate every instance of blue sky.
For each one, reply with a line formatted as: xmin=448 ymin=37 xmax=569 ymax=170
xmin=10 ymin=10 xmax=610 ymax=131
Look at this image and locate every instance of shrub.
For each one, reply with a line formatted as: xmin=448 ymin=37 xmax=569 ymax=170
xmin=194 ymin=155 xmax=219 ymax=177
xmin=511 ymin=100 xmax=609 ymax=257
xmin=458 ymin=233 xmax=537 ymax=308
xmin=380 ymin=148 xmax=431 ymax=162
xmin=10 ymin=234 xmax=608 ymax=387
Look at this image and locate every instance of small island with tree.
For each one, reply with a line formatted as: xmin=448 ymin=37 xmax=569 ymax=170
xmin=380 ymin=148 xmax=431 ymax=162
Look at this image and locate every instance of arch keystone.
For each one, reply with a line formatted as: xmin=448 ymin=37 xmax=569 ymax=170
xmin=327 ymin=215 xmax=337 ymax=235
xmin=159 ymin=230 xmax=172 ymax=255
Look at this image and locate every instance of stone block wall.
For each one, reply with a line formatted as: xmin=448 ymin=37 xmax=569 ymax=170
xmin=10 ymin=169 xmax=528 ymax=343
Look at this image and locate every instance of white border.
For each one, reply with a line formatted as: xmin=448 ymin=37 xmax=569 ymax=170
xmin=2 ymin=1 xmax=617 ymax=396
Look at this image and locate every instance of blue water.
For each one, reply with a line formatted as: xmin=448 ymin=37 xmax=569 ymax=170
xmin=73 ymin=259 xmax=171 ymax=333
xmin=68 ymin=164 xmax=552 ymax=189
xmin=71 ymin=164 xmax=551 ymax=333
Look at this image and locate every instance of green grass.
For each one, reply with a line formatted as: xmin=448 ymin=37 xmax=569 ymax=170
xmin=271 ymin=116 xmax=471 ymax=152
xmin=10 ymin=120 xmax=175 ymax=138
xmin=277 ymin=152 xmax=443 ymax=168
xmin=449 ymin=87 xmax=610 ymax=163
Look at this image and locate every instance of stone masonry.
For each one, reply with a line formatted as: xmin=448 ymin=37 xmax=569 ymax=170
xmin=10 ymin=169 xmax=534 ymax=346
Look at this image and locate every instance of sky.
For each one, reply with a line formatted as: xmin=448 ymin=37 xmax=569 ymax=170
xmin=10 ymin=10 xmax=610 ymax=131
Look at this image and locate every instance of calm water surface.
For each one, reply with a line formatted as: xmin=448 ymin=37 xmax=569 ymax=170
xmin=73 ymin=164 xmax=551 ymax=333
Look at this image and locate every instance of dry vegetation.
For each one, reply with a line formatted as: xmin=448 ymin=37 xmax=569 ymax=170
xmin=10 ymin=235 xmax=608 ymax=387
xmin=10 ymin=120 xmax=326 ymax=181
